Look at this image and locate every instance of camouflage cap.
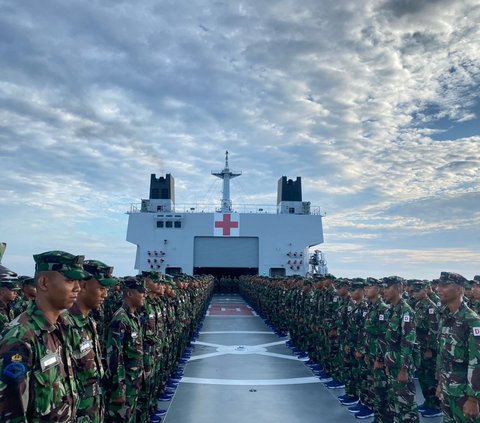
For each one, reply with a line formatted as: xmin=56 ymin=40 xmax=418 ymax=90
xmin=33 ymin=250 xmax=92 ymax=281
xmin=0 ymin=279 xmax=20 ymax=291
xmin=325 ymin=273 xmax=337 ymax=280
xmin=334 ymin=278 xmax=350 ymax=288
xmin=0 ymin=242 xmax=17 ymax=278
xmin=380 ymin=275 xmax=405 ymax=288
xmin=17 ymin=275 xmax=35 ymax=286
xmin=349 ymin=277 xmax=366 ymax=290
xmin=122 ymin=276 xmax=146 ymax=292
xmin=438 ymin=271 xmax=468 ymax=286
xmin=141 ymin=270 xmax=162 ymax=282
xmin=408 ymin=279 xmax=429 ymax=291
xmin=365 ymin=277 xmax=379 ymax=287
xmin=83 ymin=260 xmax=116 ymax=287
xmin=474 ymin=275 xmax=480 ymax=283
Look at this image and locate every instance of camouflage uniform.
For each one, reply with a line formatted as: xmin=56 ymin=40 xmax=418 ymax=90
xmin=411 ymin=281 xmax=441 ymax=411
xmin=363 ymin=278 xmax=393 ymax=423
xmin=0 ymin=250 xmax=90 ymax=422
xmin=0 ymin=302 xmax=79 ymax=422
xmin=436 ymin=272 xmax=480 ymax=423
xmin=11 ymin=277 xmax=35 ymax=318
xmin=381 ymin=276 xmax=419 ymax=423
xmin=0 ymin=284 xmax=17 ymax=333
xmin=105 ymin=279 xmax=145 ymax=423
xmin=67 ymin=303 xmax=105 ymax=423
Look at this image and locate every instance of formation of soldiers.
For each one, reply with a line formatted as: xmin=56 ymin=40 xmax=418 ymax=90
xmin=240 ymin=273 xmax=480 ymax=423
xmin=0 ymin=244 xmax=213 ymax=423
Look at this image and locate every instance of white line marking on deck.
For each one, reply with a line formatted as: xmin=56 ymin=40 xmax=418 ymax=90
xmin=180 ymin=377 xmax=320 ymax=386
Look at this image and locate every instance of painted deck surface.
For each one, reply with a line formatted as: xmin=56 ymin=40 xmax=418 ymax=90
xmin=162 ymin=294 xmax=443 ymax=423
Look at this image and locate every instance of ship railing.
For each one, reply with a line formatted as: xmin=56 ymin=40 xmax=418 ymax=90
xmin=128 ymin=203 xmax=324 ymax=215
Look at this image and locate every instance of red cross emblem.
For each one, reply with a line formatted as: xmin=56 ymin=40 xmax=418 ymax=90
xmin=214 ymin=213 xmax=239 ymax=236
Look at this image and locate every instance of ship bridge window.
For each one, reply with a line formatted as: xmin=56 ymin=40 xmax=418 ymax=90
xmin=165 ymin=221 xmax=173 ymax=228
xmin=174 ymin=221 xmax=182 ymax=228
xmin=156 ymin=221 xmax=164 ymax=228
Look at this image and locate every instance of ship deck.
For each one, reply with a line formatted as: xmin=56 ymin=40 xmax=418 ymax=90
xmin=162 ymin=294 xmax=442 ymax=423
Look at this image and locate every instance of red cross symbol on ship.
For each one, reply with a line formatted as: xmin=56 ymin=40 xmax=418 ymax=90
xmin=215 ymin=214 xmax=239 ymax=236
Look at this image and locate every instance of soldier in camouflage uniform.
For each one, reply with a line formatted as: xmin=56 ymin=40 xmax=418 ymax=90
xmin=410 ymin=280 xmax=442 ymax=417
xmin=0 ymin=250 xmax=90 ymax=422
xmin=67 ymin=259 xmax=116 ymax=423
xmin=363 ymin=277 xmax=393 ymax=423
xmin=380 ymin=276 xmax=419 ymax=423
xmin=105 ymin=276 xmax=145 ymax=423
xmin=137 ymin=271 xmax=162 ymax=421
xmin=436 ymin=271 xmax=480 ymax=422
xmin=470 ymin=276 xmax=480 ymax=315
xmin=0 ymin=280 xmax=19 ymax=333
xmin=12 ymin=277 xmax=36 ymax=318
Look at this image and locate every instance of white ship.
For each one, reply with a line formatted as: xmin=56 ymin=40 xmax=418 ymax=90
xmin=126 ymin=152 xmax=326 ymax=277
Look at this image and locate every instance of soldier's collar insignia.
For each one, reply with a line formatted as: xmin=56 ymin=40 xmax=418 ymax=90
xmin=11 ymin=353 xmax=23 ymax=362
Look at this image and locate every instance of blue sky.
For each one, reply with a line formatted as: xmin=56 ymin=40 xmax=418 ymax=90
xmin=0 ymin=0 xmax=479 ymax=279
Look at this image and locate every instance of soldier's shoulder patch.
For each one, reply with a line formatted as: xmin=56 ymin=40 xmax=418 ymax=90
xmin=3 ymin=362 xmax=27 ymax=382
xmin=473 ymin=327 xmax=480 ymax=337
xmin=403 ymin=314 xmax=410 ymax=322
xmin=428 ymin=308 xmax=434 ymax=315
xmin=379 ymin=314 xmax=384 ymax=321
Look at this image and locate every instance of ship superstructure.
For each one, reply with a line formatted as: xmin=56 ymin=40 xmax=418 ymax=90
xmin=126 ymin=152 xmax=324 ymax=277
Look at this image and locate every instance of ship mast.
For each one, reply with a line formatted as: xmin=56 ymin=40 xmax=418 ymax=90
xmin=211 ymin=151 xmax=242 ymax=212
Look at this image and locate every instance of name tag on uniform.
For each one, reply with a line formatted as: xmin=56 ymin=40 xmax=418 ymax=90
xmin=40 ymin=352 xmax=60 ymax=372
xmin=333 ymin=297 xmax=338 ymax=302
xmin=428 ymin=308 xmax=434 ymax=315
xmin=403 ymin=315 xmax=410 ymax=322
xmin=473 ymin=327 xmax=480 ymax=337
xmin=131 ymin=332 xmax=138 ymax=339
xmin=80 ymin=340 xmax=93 ymax=354
xmin=379 ymin=314 xmax=384 ymax=321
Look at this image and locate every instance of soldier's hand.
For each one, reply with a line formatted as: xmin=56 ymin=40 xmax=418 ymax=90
xmin=344 ymin=345 xmax=350 ymax=354
xmin=424 ymin=349 xmax=433 ymax=359
xmin=435 ymin=384 xmax=443 ymax=400
xmin=355 ymin=351 xmax=363 ymax=359
xmin=463 ymin=397 xmax=480 ymax=419
xmin=373 ymin=360 xmax=384 ymax=369
xmin=397 ymin=367 xmax=408 ymax=383
xmin=364 ymin=356 xmax=369 ymax=365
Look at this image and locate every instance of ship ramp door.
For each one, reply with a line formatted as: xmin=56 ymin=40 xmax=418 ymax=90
xmin=193 ymin=236 xmax=259 ymax=277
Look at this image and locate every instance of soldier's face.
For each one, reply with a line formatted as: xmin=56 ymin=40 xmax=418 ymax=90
xmin=351 ymin=288 xmax=364 ymax=301
xmin=382 ymin=285 xmax=399 ymax=302
xmin=130 ymin=289 xmax=145 ymax=307
xmin=81 ymin=279 xmax=108 ymax=310
xmin=473 ymin=285 xmax=480 ymax=300
xmin=0 ymin=287 xmax=16 ymax=302
xmin=39 ymin=271 xmax=81 ymax=310
xmin=412 ymin=289 xmax=426 ymax=300
xmin=23 ymin=285 xmax=37 ymax=298
xmin=437 ymin=283 xmax=463 ymax=303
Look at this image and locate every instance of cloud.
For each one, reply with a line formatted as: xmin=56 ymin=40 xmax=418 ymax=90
xmin=0 ymin=0 xmax=479 ymax=277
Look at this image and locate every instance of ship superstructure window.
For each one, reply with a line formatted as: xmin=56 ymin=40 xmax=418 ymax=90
xmin=157 ymin=221 xmax=164 ymax=228
xmin=289 ymin=207 xmax=295 ymax=214
xmin=174 ymin=221 xmax=182 ymax=228
xmin=166 ymin=221 xmax=173 ymax=228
